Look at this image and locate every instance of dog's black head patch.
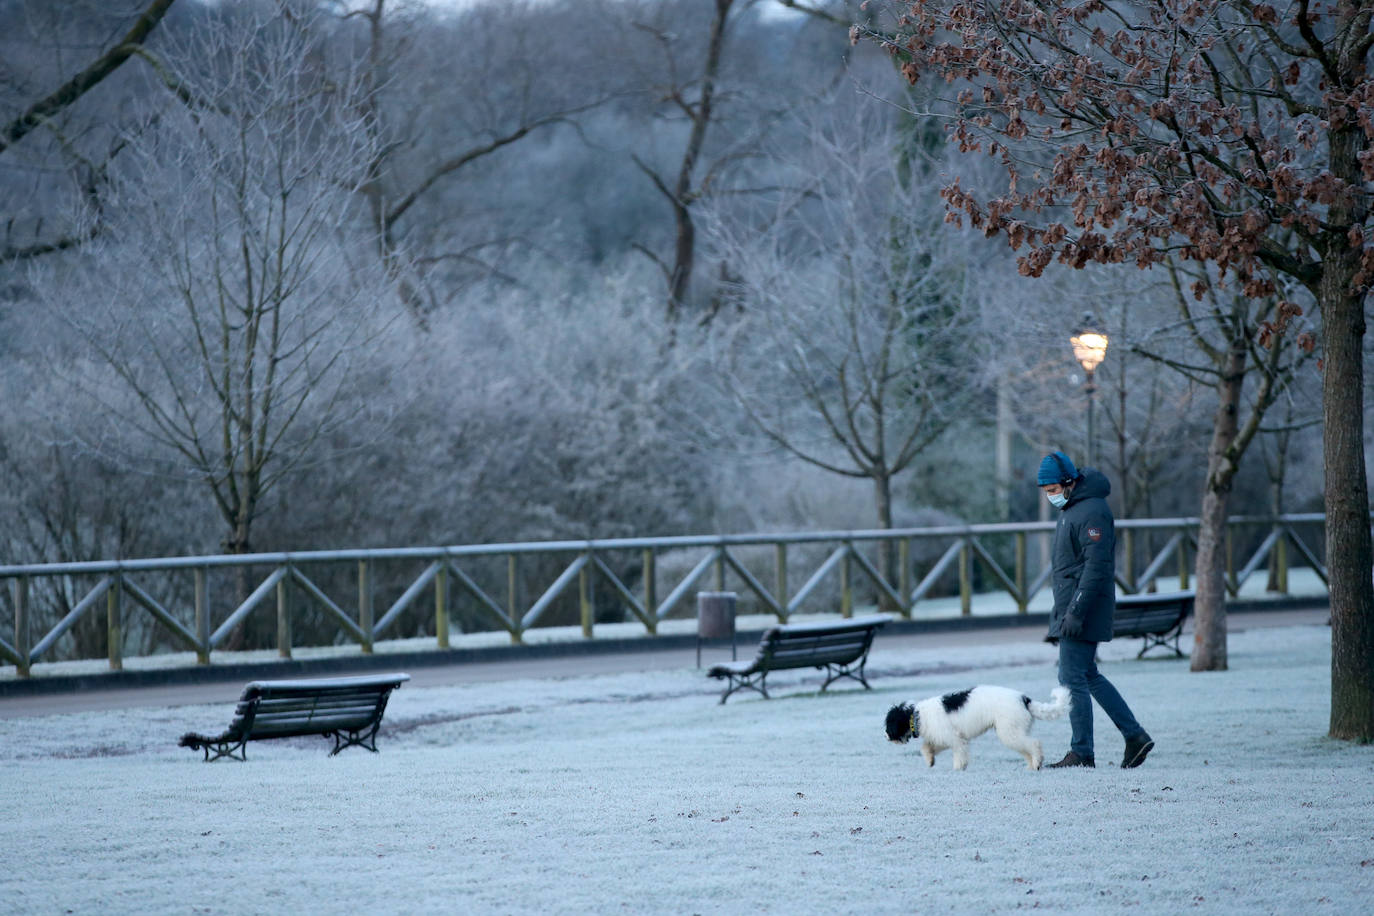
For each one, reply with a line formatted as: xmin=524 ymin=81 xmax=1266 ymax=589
xmin=941 ymin=689 xmax=973 ymax=714
xmin=885 ymin=703 xmax=916 ymax=742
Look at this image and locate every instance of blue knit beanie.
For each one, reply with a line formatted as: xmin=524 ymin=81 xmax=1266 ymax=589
xmin=1036 ymin=451 xmax=1078 ymax=486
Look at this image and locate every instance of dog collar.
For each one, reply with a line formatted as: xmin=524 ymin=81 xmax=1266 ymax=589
xmin=909 ymin=711 xmax=917 ymax=738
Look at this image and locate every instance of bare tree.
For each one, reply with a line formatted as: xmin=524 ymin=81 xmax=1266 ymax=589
xmin=332 ymin=0 xmax=612 ymax=320
xmin=625 ymin=0 xmax=846 ymax=322
xmin=629 ymin=0 xmax=738 ymax=321
xmin=859 ymin=0 xmax=1374 ymax=739
xmin=703 ymin=103 xmax=980 ymax=589
xmin=1098 ymin=303 xmax=1203 ymax=521
xmin=1256 ymin=385 xmax=1324 ymax=589
xmin=1128 ymin=261 xmax=1314 ymax=652
xmin=52 ymin=7 xmax=393 ymax=607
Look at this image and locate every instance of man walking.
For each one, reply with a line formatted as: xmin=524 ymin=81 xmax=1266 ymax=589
xmin=1038 ymin=450 xmax=1154 ymax=769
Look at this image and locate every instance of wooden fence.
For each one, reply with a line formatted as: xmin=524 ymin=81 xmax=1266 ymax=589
xmin=0 ymin=514 xmax=1330 ymax=676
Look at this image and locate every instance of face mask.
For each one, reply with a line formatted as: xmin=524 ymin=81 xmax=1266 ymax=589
xmin=1047 ymin=492 xmax=1068 ymax=509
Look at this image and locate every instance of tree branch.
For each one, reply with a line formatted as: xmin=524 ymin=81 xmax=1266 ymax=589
xmin=0 ymin=0 xmax=178 ymax=154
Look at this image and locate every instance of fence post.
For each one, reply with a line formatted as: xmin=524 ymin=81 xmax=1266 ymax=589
xmin=840 ymin=544 xmax=852 ymax=618
xmin=277 ymin=567 xmax=292 ymax=659
xmin=898 ymin=538 xmax=911 ymax=618
xmin=580 ymin=554 xmax=593 ymax=638
xmin=1275 ymin=527 xmax=1289 ymax=594
xmin=358 ymin=559 xmax=374 ymax=654
xmin=508 ymin=554 xmax=521 ymax=645
xmin=1015 ymin=532 xmax=1027 ymax=613
xmin=1178 ymin=527 xmax=1190 ymax=590
xmin=14 ymin=577 xmax=31 ymax=677
xmin=107 ymin=574 xmax=122 ymax=672
xmin=1226 ymin=525 xmax=1237 ymax=595
xmin=435 ymin=561 xmax=450 ymax=649
xmin=1122 ymin=528 xmax=1135 ymax=592
xmin=959 ymin=539 xmax=972 ymax=616
xmin=643 ymin=548 xmax=657 ymax=635
xmin=195 ymin=567 xmax=210 ymax=664
xmin=775 ymin=543 xmax=788 ymax=622
xmin=714 ymin=548 xmax=726 ymax=592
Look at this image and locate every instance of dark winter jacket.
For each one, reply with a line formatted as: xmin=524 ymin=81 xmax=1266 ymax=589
xmin=1047 ymin=468 xmax=1116 ymax=643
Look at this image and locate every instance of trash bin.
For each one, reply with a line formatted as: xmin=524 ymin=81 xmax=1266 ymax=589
xmin=697 ymin=591 xmax=737 ymax=667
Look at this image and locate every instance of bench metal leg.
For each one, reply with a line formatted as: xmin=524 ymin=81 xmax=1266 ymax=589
xmin=818 ymin=656 xmax=873 ymax=693
xmin=190 ymin=738 xmax=247 ymax=762
xmin=324 ymin=721 xmax=384 ymax=755
xmin=1137 ymin=628 xmax=1186 ymax=659
xmin=718 ymin=672 xmax=769 ymax=704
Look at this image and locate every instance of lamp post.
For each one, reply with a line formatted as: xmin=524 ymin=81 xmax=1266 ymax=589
xmin=1070 ymin=317 xmax=1109 ymax=467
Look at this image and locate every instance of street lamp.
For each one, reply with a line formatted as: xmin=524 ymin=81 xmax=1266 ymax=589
xmin=1070 ymin=316 xmax=1109 ymax=467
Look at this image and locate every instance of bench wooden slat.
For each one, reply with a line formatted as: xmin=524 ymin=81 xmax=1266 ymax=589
xmin=1116 ymin=610 xmax=1180 ymax=625
xmin=234 ymin=691 xmax=394 ymax=715
xmin=247 ymin=717 xmax=380 ymax=733
xmin=768 ymin=631 xmax=871 ymax=647
xmin=769 ymin=637 xmax=869 ymax=654
xmin=243 ymin=695 xmax=384 ymax=709
xmin=249 ymin=696 xmax=386 ymax=713
xmin=249 ymin=707 xmax=379 ymax=726
xmin=770 ymin=646 xmax=865 ymax=656
xmin=241 ymin=721 xmax=371 ymax=739
xmin=250 ymin=687 xmax=390 ymax=699
xmin=766 ymin=645 xmax=867 ymax=666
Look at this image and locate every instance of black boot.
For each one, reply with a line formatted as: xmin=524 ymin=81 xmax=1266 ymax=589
xmin=1047 ymin=750 xmax=1094 ymax=768
xmin=1121 ymin=732 xmax=1154 ymax=769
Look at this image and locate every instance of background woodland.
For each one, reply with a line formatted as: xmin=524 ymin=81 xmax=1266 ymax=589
xmin=0 ymin=1 xmax=1342 ymax=646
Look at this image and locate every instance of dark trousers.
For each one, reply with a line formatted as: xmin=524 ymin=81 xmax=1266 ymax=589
xmin=1057 ymin=637 xmax=1145 ymax=759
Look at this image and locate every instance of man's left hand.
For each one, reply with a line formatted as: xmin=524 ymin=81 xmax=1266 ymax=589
xmin=1061 ymin=614 xmax=1084 ymax=638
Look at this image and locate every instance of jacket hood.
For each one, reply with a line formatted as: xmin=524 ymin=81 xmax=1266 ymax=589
xmin=1068 ymin=467 xmax=1111 ymax=505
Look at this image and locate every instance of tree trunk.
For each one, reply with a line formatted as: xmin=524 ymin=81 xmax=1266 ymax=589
xmin=665 ymin=0 xmax=731 ymax=320
xmin=1191 ymin=337 xmax=1246 ymax=671
xmin=874 ymin=471 xmax=899 ymax=611
xmin=1321 ymin=272 xmax=1374 ymax=741
xmin=1321 ymin=104 xmax=1374 ymax=741
xmin=1266 ymin=421 xmax=1291 ymax=593
xmin=1191 ymin=485 xmax=1231 ymax=671
xmin=667 ymin=201 xmax=695 ymax=319
xmin=222 ymin=515 xmax=255 ymax=651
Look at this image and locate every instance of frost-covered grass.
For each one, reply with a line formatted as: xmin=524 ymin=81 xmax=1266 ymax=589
xmin=1 ymin=621 xmax=1370 ymax=915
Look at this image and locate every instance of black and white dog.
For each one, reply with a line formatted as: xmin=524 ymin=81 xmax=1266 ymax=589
xmin=885 ymin=686 xmax=1070 ymax=770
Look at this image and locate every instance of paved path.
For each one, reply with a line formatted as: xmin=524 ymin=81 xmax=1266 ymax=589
xmin=0 ymin=607 xmax=1328 ymax=719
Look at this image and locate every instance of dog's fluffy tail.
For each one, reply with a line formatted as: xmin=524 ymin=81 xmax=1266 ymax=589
xmin=1027 ymin=686 xmax=1070 ymax=720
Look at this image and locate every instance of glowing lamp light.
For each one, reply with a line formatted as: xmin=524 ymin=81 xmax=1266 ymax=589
xmin=1069 ymin=316 xmax=1108 ymax=467
xmin=1070 ymin=328 xmax=1109 ymax=375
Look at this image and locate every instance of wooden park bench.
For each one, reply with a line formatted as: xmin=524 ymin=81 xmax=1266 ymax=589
xmin=707 ymin=615 xmax=890 ymax=704
xmin=1113 ymin=591 xmax=1195 ymax=659
xmin=178 ymin=672 xmax=410 ymax=761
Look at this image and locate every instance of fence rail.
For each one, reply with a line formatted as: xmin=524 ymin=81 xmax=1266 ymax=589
xmin=0 ymin=514 xmax=1332 ymax=676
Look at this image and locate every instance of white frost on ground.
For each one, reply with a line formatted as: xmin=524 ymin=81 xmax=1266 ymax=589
xmin=1 ymin=620 xmax=1370 ymax=914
